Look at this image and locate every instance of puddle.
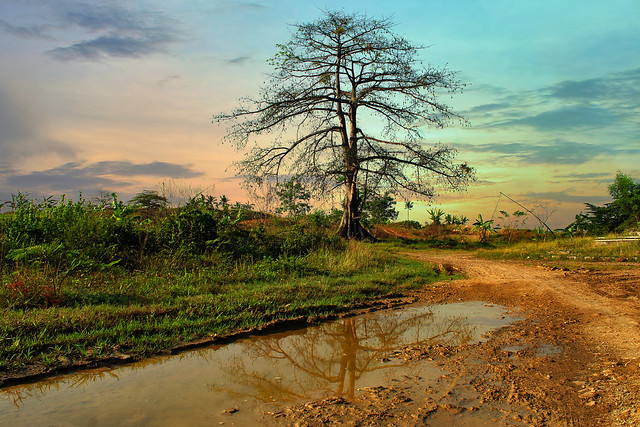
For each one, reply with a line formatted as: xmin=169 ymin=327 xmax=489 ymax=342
xmin=0 ymin=301 xmax=518 ymax=426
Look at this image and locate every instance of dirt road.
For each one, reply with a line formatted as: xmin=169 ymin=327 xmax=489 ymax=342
xmin=273 ymin=251 xmax=640 ymax=426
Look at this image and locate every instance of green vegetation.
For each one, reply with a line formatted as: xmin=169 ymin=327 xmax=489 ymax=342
xmin=471 ymin=214 xmax=496 ymax=244
xmin=362 ymin=192 xmax=398 ymax=225
xmin=0 ymin=194 xmax=446 ymax=373
xmin=479 ymin=237 xmax=639 ymax=262
xmin=128 ymin=190 xmax=168 ymax=210
xmin=569 ymin=172 xmax=640 ymax=234
xmin=274 ymin=176 xmax=312 ymax=217
xmin=427 ymin=208 xmax=445 ymax=226
xmin=3 ymin=173 xmax=638 ymax=375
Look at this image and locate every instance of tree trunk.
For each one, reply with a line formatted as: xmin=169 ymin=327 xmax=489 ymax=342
xmin=337 ymin=178 xmax=373 ymax=239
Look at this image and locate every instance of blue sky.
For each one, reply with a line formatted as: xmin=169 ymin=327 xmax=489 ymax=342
xmin=0 ymin=0 xmax=638 ymax=227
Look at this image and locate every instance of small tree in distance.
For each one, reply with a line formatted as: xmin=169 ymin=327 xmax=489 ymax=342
xmin=427 ymin=208 xmax=445 ymax=225
xmin=214 ymin=10 xmax=474 ymax=239
xmin=128 ymin=190 xmax=168 ymax=209
xmin=404 ymin=201 xmax=414 ymax=221
xmin=275 ymin=176 xmax=312 ymax=217
xmin=362 ymin=192 xmax=398 ymax=224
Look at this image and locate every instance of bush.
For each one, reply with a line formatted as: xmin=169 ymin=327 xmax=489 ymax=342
xmin=162 ymin=206 xmax=218 ymax=253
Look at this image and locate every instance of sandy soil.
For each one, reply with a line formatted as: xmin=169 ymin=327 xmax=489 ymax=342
xmin=269 ymin=252 xmax=640 ymax=426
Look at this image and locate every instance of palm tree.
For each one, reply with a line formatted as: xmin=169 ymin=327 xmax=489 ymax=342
xmin=404 ymin=201 xmax=414 ymax=221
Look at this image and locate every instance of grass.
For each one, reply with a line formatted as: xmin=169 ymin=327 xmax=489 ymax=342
xmin=0 ymin=241 xmax=446 ymax=373
xmin=478 ymin=236 xmax=640 ymax=262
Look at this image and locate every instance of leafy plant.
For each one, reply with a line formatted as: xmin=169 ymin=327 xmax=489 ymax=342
xmin=162 ymin=204 xmax=218 ymax=254
xmin=275 ymin=176 xmax=312 ymax=217
xmin=361 ymin=192 xmax=398 ymax=224
xmin=472 ymin=214 xmax=496 ymax=244
xmin=444 ymin=213 xmax=468 ymax=226
xmin=498 ymin=210 xmax=527 ymax=242
xmin=110 ymin=193 xmax=136 ymax=221
xmin=6 ymin=243 xmax=82 ymax=306
xmin=128 ymin=190 xmax=168 ymax=210
xmin=427 ymin=208 xmax=445 ymax=225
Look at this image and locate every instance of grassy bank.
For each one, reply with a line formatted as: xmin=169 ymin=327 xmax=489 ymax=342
xmin=0 ymin=196 xmax=446 ymax=374
xmin=1 ymin=242 xmax=444 ymax=372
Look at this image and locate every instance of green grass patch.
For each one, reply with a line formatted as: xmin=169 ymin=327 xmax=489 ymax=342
xmin=0 ymin=242 xmax=445 ymax=372
xmin=478 ymin=236 xmax=640 ymax=262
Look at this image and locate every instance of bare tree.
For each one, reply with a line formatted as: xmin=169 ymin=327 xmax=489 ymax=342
xmin=214 ymin=10 xmax=474 ymax=238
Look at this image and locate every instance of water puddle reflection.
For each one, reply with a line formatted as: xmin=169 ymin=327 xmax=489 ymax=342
xmin=0 ymin=301 xmax=517 ymax=426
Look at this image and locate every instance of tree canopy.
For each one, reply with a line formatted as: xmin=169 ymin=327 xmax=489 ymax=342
xmin=275 ymin=175 xmax=312 ymax=217
xmin=128 ymin=190 xmax=167 ymax=209
xmin=362 ymin=192 xmax=398 ymax=224
xmin=570 ymin=172 xmax=640 ymax=234
xmin=214 ymin=10 xmax=474 ymax=238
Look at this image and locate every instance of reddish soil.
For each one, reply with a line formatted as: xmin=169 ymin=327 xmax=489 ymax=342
xmin=269 ymin=251 xmax=640 ymax=426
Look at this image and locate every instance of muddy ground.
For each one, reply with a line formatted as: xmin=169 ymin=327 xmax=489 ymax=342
xmin=267 ymin=252 xmax=640 ymax=426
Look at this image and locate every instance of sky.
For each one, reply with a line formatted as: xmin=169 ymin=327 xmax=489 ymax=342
xmin=0 ymin=0 xmax=638 ymax=228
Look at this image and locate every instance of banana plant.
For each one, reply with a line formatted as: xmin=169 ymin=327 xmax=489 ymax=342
xmin=110 ymin=193 xmax=136 ymax=221
xmin=427 ymin=208 xmax=445 ymax=225
xmin=472 ymin=214 xmax=496 ymax=243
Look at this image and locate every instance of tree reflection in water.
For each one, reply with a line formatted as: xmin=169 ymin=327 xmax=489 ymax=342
xmin=0 ymin=354 xmax=175 ymax=408
xmin=210 ymin=306 xmax=474 ymax=402
xmin=1 ymin=367 xmax=121 ymax=408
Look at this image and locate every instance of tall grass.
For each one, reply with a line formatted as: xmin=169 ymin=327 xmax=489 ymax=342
xmin=0 ymin=194 xmax=343 ymax=309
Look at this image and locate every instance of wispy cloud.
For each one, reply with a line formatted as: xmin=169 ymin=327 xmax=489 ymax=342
xmin=213 ymin=1 xmax=268 ymax=12
xmin=508 ymin=106 xmax=616 ymax=131
xmin=226 ymin=55 xmax=251 ymax=65
xmin=0 ymin=19 xmax=52 ymax=39
xmin=553 ymin=172 xmax=611 ymax=180
xmin=468 ymin=68 xmax=640 ymax=131
xmin=547 ymin=68 xmax=640 ymax=104
xmin=522 ymin=191 xmax=611 ymax=205
xmin=467 ymin=103 xmax=511 ymax=114
xmin=3 ymin=163 xmax=128 ymax=190
xmin=84 ymin=161 xmax=203 ymax=178
xmin=462 ymin=140 xmax=640 ymax=165
xmin=3 ymin=1 xmax=184 ymax=61
xmin=49 ymin=33 xmax=174 ymax=61
xmin=157 ymin=74 xmax=182 ymax=86
xmin=1 ymin=161 xmax=203 ymax=193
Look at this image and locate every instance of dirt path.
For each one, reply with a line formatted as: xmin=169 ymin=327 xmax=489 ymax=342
xmin=272 ymin=251 xmax=640 ymax=426
xmin=418 ymin=252 xmax=640 ymax=360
